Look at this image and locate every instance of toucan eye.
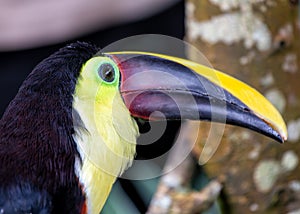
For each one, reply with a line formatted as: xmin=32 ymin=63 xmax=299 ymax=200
xmin=98 ymin=63 xmax=115 ymax=83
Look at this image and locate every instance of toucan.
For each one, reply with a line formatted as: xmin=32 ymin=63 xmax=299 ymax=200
xmin=0 ymin=42 xmax=287 ymax=214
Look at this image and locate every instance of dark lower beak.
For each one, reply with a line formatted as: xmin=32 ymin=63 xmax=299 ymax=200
xmin=107 ymin=52 xmax=287 ymax=143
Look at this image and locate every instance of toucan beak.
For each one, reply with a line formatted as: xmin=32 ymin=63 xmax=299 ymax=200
xmin=106 ymin=52 xmax=287 ymax=143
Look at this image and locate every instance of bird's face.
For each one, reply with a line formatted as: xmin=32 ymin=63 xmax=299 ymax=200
xmin=75 ymin=56 xmax=120 ymax=109
xmin=76 ymin=52 xmax=287 ymax=143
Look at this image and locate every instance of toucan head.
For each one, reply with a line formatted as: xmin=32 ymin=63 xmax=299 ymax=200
xmin=75 ymin=51 xmax=287 ymax=144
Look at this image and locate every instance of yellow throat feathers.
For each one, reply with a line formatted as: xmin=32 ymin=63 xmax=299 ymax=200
xmin=72 ymin=56 xmax=139 ymax=214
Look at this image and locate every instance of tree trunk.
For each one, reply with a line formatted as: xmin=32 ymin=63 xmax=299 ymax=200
xmin=186 ymin=0 xmax=300 ymax=213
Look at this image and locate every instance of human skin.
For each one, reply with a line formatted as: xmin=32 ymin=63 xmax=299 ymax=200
xmin=0 ymin=0 xmax=179 ymax=50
